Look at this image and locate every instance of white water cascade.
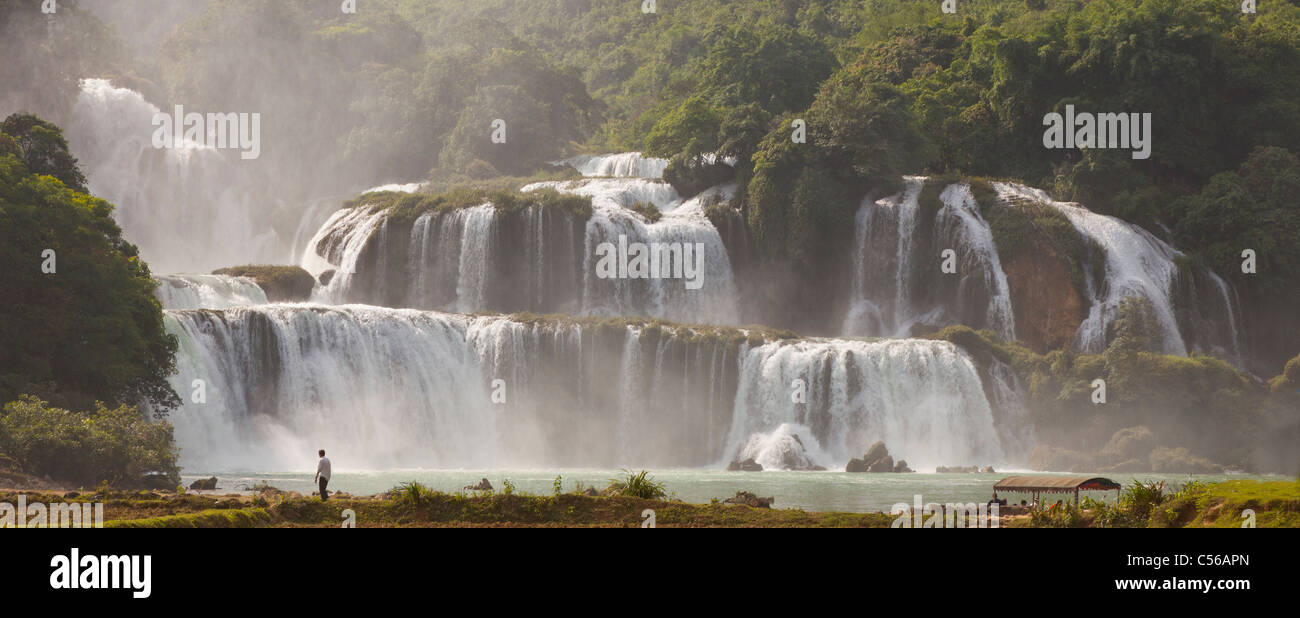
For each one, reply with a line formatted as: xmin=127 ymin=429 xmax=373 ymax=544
xmin=723 ymin=338 xmax=1017 ymax=470
xmin=163 ymin=305 xmax=1020 ymax=472
xmin=524 ymin=178 xmax=741 ymax=324
xmin=558 ymin=152 xmax=669 ymax=179
xmin=304 ymin=157 xmax=741 ymax=325
xmin=154 ymin=274 xmax=268 ymax=310
xmin=65 ymin=79 xmax=283 ymax=272
xmin=994 ymin=182 xmax=1242 ymax=358
xmin=843 ymin=178 xmax=1015 ymax=340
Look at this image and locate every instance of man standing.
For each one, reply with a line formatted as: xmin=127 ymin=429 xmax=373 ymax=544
xmin=315 ymin=449 xmax=332 ymax=501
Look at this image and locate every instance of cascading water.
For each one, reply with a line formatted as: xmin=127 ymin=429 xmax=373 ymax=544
xmin=154 ymin=274 xmax=268 ymax=310
xmin=994 ymin=183 xmax=1242 ymax=359
xmin=524 ymin=178 xmax=741 ymax=324
xmin=65 ymin=79 xmax=283 ymax=272
xmin=304 ymin=157 xmax=741 ymax=325
xmin=558 ymin=152 xmax=668 ymax=179
xmin=162 ymin=305 xmax=1019 ymax=472
xmin=723 ymin=338 xmax=1015 ymax=470
xmin=842 ymin=178 xmax=1015 ymax=340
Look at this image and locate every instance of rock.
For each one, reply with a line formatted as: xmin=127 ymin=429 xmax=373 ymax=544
xmin=847 ymin=442 xmax=911 ymax=473
xmin=318 ymin=269 xmax=335 ymax=286
xmin=722 ymin=491 xmax=773 ymax=508
xmin=189 ymin=476 xmax=217 ymax=491
xmin=1001 ymin=236 xmax=1087 ymax=353
xmin=867 ymin=455 xmax=894 ymax=473
xmin=581 ymin=487 xmax=598 ymax=496
xmin=727 ymin=458 xmax=763 ymax=472
xmin=142 ymin=473 xmax=173 ymax=490
xmin=979 ymin=466 xmax=996 ymax=474
xmin=463 ymin=477 xmax=493 ymax=491
xmin=736 ymin=424 xmax=821 ymax=470
xmin=211 ymin=265 xmax=315 ymax=302
xmin=863 ymin=441 xmax=890 ymax=463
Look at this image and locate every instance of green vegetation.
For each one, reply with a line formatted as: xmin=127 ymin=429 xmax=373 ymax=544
xmin=105 ymin=507 xmax=271 ymax=529
xmin=606 ymin=470 xmax=667 ymax=500
xmin=210 ymin=265 xmax=316 ymax=302
xmin=348 ymin=186 xmax=594 ymax=226
xmin=1016 ymin=479 xmax=1300 ymax=528
xmin=929 ymin=300 xmax=1298 ymax=473
xmin=0 ymin=395 xmax=179 ymax=488
xmin=626 ymin=201 xmax=661 ymax=224
xmin=982 ymin=190 xmax=1103 ymax=299
xmin=0 ymin=115 xmax=178 ymax=414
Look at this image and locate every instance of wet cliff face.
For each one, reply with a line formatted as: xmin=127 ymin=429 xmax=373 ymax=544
xmin=1002 ymin=237 xmax=1087 ymax=353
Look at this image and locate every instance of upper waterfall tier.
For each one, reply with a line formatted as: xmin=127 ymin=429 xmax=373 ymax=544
xmin=303 ymin=178 xmax=740 ymax=325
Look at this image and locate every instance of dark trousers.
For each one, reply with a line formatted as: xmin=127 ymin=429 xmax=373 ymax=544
xmin=319 ymin=477 xmax=329 ymax=501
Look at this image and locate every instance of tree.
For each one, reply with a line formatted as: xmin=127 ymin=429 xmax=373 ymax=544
xmin=0 ymin=118 xmax=178 ymax=414
xmin=1 ymin=114 xmax=87 ymax=193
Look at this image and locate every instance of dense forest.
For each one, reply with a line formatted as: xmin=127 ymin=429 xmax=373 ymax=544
xmin=1 ymin=0 xmax=1298 ymax=484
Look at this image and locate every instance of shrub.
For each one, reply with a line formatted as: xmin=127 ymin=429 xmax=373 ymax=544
xmin=606 ymin=470 xmax=667 ymax=500
xmin=0 ymin=395 xmax=179 ymax=487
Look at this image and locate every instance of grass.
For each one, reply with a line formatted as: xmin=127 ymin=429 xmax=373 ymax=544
xmin=606 ymin=470 xmax=667 ymax=500
xmin=105 ymin=507 xmax=271 ymax=528
xmin=12 ymin=479 xmax=1298 ymax=528
xmin=1010 ymin=479 xmax=1300 ymax=528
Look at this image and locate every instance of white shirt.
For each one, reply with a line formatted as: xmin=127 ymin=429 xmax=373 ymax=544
xmin=316 ymin=456 xmax=331 ymax=481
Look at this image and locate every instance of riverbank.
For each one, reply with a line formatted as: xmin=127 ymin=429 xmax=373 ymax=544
xmin=3 ymin=479 xmax=1295 ymax=528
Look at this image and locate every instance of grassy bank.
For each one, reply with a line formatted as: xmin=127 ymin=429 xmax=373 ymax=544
xmin=7 ymin=479 xmax=1295 ymax=528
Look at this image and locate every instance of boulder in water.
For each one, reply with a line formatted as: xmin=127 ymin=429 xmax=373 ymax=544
xmin=847 ymin=441 xmax=906 ymax=473
xmin=863 ymin=441 xmax=890 ymax=463
xmin=727 ymin=458 xmax=763 ymax=472
xmin=867 ymin=455 xmax=895 ymax=473
xmin=318 ymin=269 xmax=335 ymax=286
xmin=464 ymin=478 xmax=493 ymax=491
xmin=189 ymin=476 xmax=217 ymax=491
xmin=211 ymin=265 xmax=315 ymax=302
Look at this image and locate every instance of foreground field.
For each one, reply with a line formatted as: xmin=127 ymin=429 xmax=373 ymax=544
xmin=3 ymin=479 xmax=1295 ymax=528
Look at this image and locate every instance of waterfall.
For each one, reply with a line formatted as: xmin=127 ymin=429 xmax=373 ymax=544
xmin=154 ymin=274 xmax=268 ymax=310
xmin=305 ymin=171 xmax=740 ymax=325
xmin=163 ymin=306 xmax=1015 ymax=472
xmin=526 ymin=178 xmax=740 ymax=324
xmin=842 ymin=177 xmax=1015 ymax=340
xmin=994 ymin=182 xmax=1242 ymax=359
xmin=723 ymin=338 xmax=1010 ymax=470
xmin=558 ymin=152 xmax=669 ymax=179
xmin=65 ymin=79 xmax=282 ymax=273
